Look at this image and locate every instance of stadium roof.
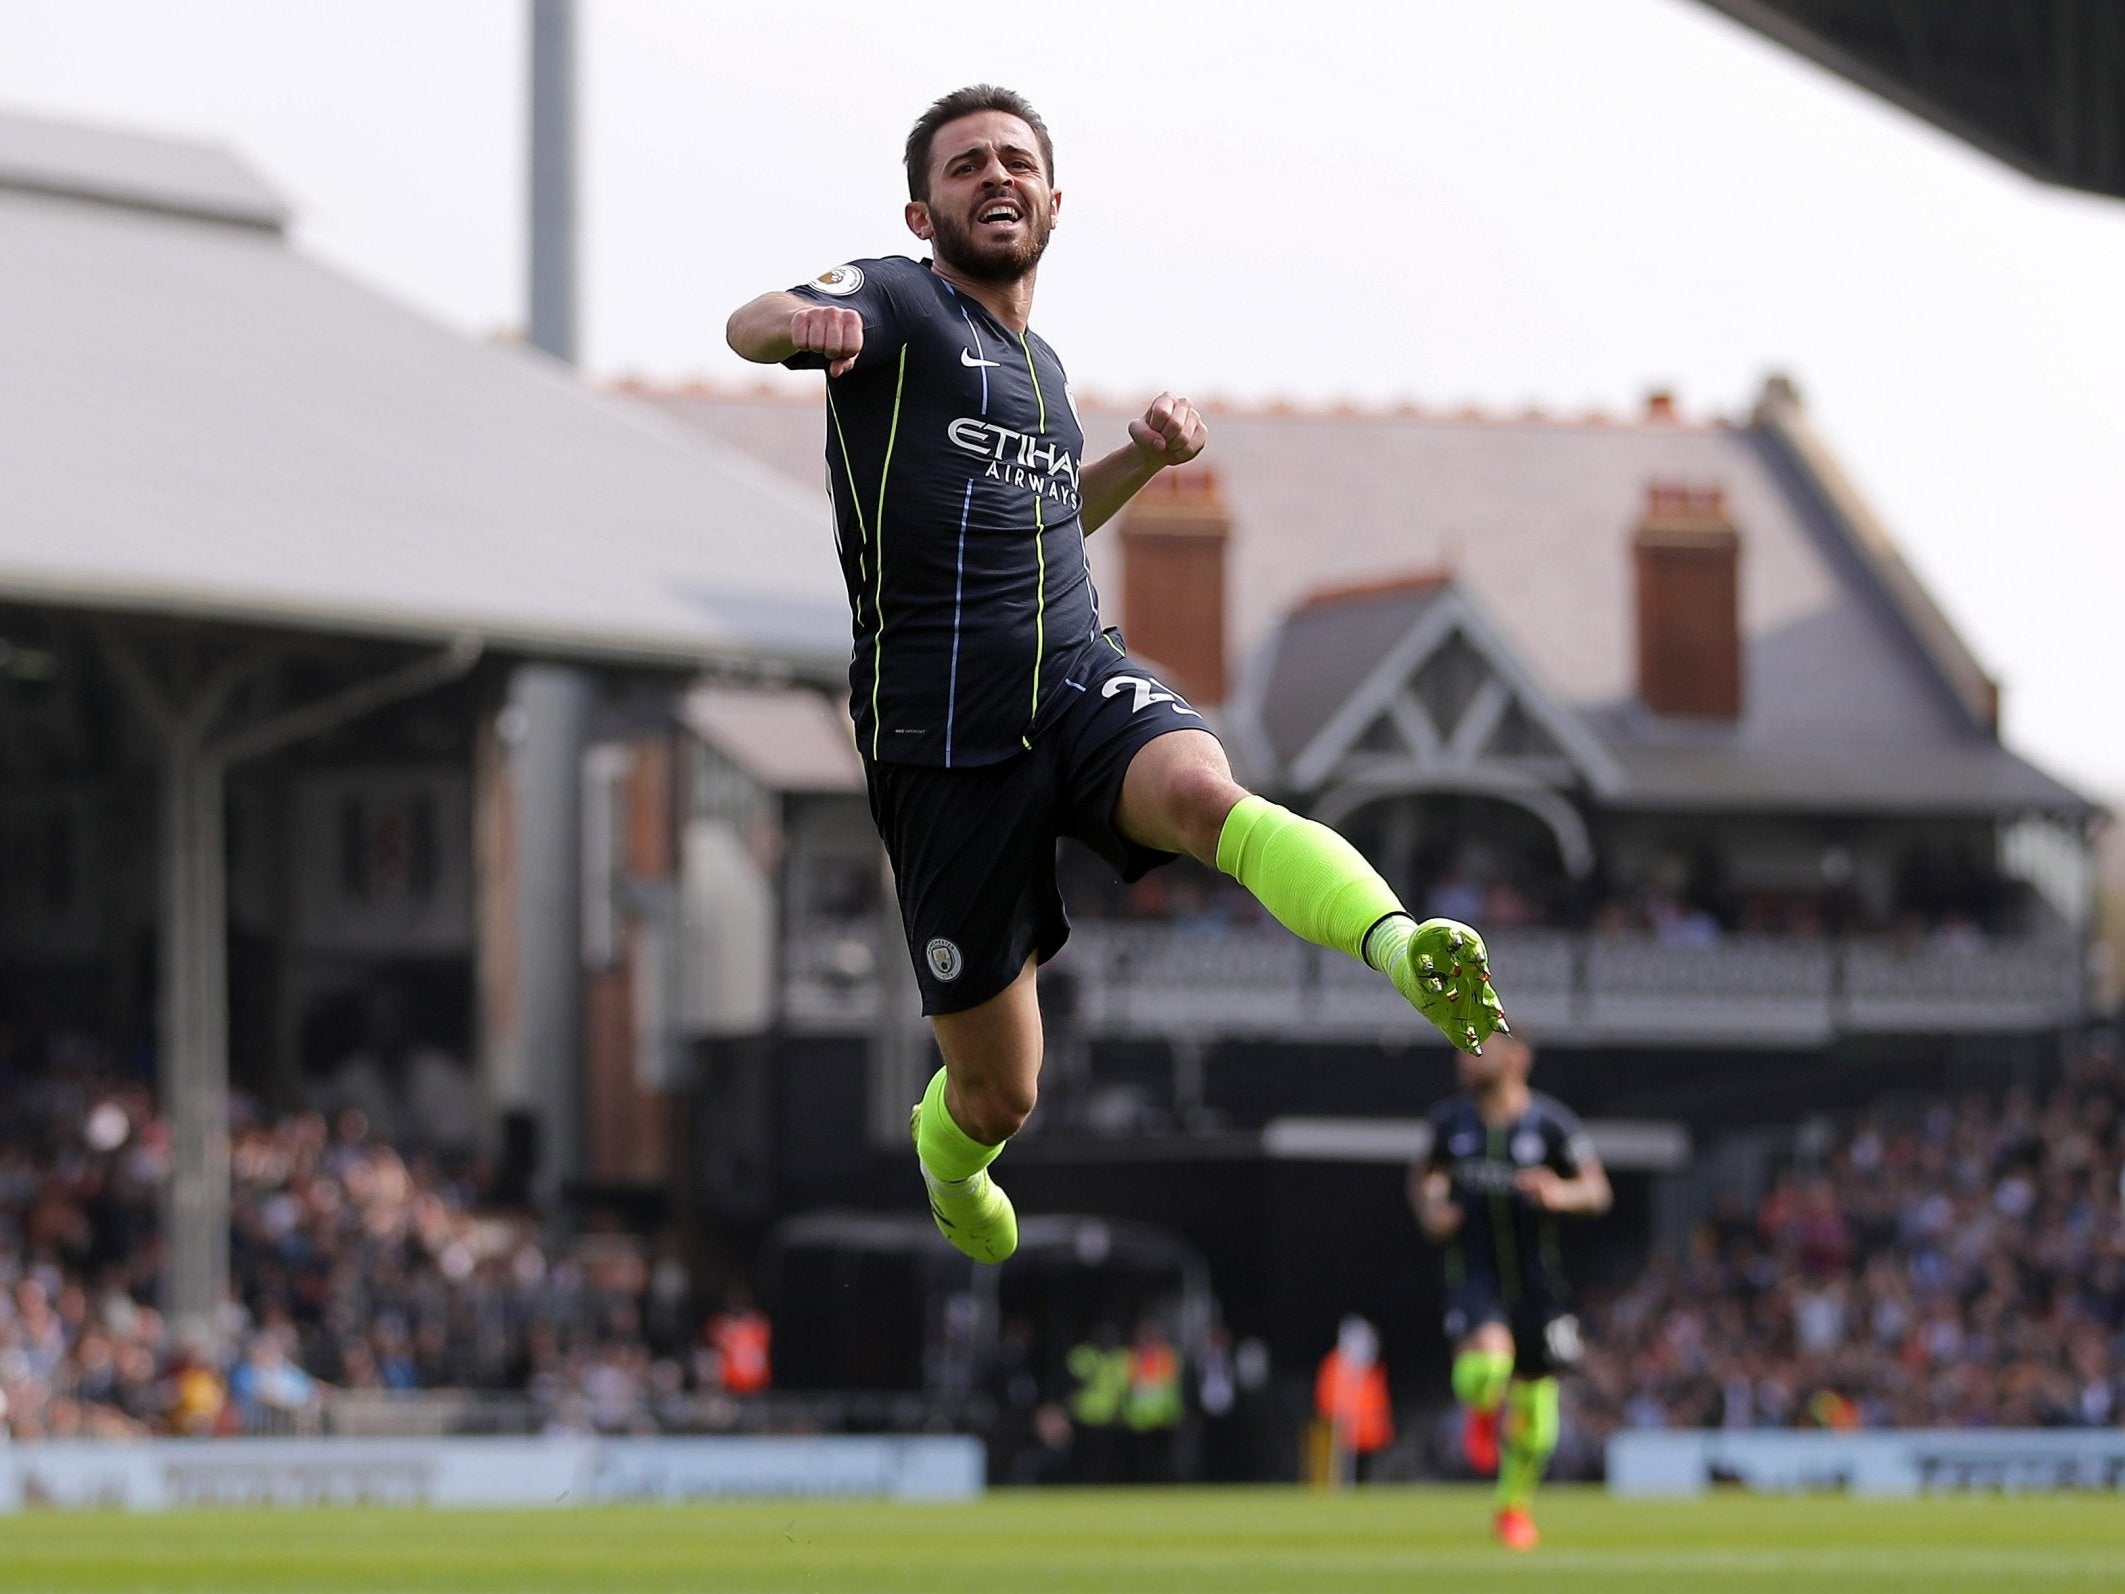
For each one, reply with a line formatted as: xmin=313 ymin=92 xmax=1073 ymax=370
xmin=0 ymin=107 xmax=847 ymax=676
xmin=683 ymin=682 xmax=863 ymax=794
xmin=1694 ymin=0 xmax=2125 ymax=201
xmin=630 ymin=379 xmax=2091 ymax=819
xmin=0 ymin=107 xmax=287 ymax=230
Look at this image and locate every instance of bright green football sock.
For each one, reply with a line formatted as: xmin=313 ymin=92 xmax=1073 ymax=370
xmin=914 ymin=1066 xmax=1002 ymax=1184
xmin=1497 ymin=1376 xmax=1559 ymax=1510
xmin=1214 ymin=796 xmax=1409 ymax=965
xmin=1452 ymin=1349 xmax=1514 ymax=1414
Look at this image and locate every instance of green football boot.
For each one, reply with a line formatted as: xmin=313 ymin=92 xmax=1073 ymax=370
xmin=909 ymin=1101 xmax=1018 ymax=1263
xmin=1381 ymin=916 xmax=1509 ymax=1054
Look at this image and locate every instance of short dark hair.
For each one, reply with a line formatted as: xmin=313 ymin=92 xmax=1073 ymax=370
xmin=904 ymin=85 xmax=1054 ymax=202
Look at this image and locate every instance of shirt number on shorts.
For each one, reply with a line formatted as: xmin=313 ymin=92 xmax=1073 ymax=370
xmin=1101 ymin=674 xmax=1200 ymax=717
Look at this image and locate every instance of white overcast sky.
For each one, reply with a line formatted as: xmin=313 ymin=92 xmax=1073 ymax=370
xmin=6 ymin=0 xmax=2122 ymax=798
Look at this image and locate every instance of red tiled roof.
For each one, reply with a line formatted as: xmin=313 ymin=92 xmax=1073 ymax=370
xmin=617 ymin=378 xmax=2001 ymax=760
xmin=1296 ymin=569 xmax=1455 ymax=613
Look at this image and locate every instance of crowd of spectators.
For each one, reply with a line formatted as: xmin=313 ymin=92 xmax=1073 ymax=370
xmin=13 ymin=1010 xmax=2125 ymax=1458
xmin=1062 ymin=837 xmax=2025 ymax=951
xmin=0 ymin=1033 xmax=767 ymax=1443
xmin=1578 ymin=1037 xmax=2125 ymax=1437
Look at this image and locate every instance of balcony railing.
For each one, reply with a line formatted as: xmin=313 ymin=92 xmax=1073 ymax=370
xmin=780 ymin=920 xmax=2085 ymax=1046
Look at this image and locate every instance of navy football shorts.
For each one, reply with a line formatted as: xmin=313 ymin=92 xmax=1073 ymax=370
xmin=1443 ymin=1276 xmax=1583 ymax=1378
xmin=865 ymin=651 xmax=1213 ymax=1015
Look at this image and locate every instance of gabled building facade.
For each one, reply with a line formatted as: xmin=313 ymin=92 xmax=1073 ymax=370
xmin=628 ymin=374 xmax=2098 ymax=1146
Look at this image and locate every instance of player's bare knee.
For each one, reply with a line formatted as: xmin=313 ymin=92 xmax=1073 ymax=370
xmin=1163 ymin=763 xmax=1247 ymax=860
xmin=963 ymin=1077 xmax=1037 ymax=1143
xmin=1462 ymin=1321 xmax=1514 ymax=1356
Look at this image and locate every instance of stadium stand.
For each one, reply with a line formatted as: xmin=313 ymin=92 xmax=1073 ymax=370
xmin=1577 ymin=1032 xmax=2124 ymax=1440
xmin=0 ymin=1032 xmax=726 ymax=1442
xmin=9 ymin=1018 xmax=2117 ymax=1469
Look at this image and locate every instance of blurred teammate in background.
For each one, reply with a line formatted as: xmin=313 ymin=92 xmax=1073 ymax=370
xmin=729 ymin=84 xmax=1507 ymax=1266
xmin=1412 ymin=1033 xmax=1610 ymax=1550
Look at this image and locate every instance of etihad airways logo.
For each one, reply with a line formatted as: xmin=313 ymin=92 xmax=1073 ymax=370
xmin=1451 ymin=1158 xmax=1526 ymax=1197
xmin=947 ymin=418 xmax=1081 ymax=506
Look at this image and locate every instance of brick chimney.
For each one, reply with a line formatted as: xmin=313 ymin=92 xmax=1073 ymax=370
xmin=1633 ymin=484 xmax=1741 ymax=719
xmin=1116 ymin=467 xmax=1231 ymax=705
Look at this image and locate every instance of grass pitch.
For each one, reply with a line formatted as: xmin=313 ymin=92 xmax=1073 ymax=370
xmin=3 ymin=1486 xmax=2122 ymax=1593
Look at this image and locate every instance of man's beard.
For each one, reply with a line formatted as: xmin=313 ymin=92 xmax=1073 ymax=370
xmin=930 ymin=204 xmax=1053 ymax=283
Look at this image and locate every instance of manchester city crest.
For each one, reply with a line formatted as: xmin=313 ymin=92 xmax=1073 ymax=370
xmin=925 ymin=938 xmax=962 ymax=982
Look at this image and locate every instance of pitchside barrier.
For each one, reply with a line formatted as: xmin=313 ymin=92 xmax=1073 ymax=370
xmin=0 ymin=1435 xmax=985 ymax=1512
xmin=1609 ymin=1430 xmax=2125 ymax=1496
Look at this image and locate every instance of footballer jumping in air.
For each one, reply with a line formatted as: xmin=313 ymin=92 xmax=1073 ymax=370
xmin=1412 ymin=1032 xmax=1610 ymax=1550
xmin=728 ymin=85 xmax=1508 ymax=1266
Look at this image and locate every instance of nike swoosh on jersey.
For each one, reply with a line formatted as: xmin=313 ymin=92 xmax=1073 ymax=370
xmin=960 ymin=349 xmax=1003 ymax=368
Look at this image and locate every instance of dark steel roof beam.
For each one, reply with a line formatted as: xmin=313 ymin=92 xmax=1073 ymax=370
xmin=1693 ymin=0 xmax=2125 ymax=200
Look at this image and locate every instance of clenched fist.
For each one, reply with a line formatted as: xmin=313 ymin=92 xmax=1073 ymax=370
xmin=1127 ymin=391 xmax=1207 ymax=467
xmin=791 ymin=305 xmax=864 ymax=377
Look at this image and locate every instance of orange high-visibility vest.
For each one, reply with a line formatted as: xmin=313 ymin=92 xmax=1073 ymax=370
xmin=1314 ymin=1350 xmax=1393 ymax=1453
xmin=1125 ymin=1343 xmax=1183 ymax=1432
xmin=710 ymin=1310 xmax=772 ymax=1394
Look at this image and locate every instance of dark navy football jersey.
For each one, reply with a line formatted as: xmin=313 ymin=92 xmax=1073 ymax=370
xmin=1423 ymin=1091 xmax=1595 ymax=1303
xmin=786 ymin=256 xmax=1108 ymax=767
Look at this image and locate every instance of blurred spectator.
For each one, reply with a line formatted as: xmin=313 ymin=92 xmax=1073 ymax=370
xmin=312 ymin=987 xmax=476 ymax=1157
xmin=1647 ymin=891 xmax=1722 ymax=949
xmin=984 ymin=1317 xmax=1052 ymax=1484
xmin=703 ymin=1286 xmax=772 ymax=1396
xmin=165 ymin=1347 xmax=229 ymax=1437
xmin=1425 ymin=867 xmax=1486 ymax=927
xmin=1314 ymin=1314 xmax=1393 ymax=1483
xmin=1122 ymin=1318 xmax=1184 ymax=1483
xmin=1066 ymin=1324 xmax=1130 ymax=1482
xmin=228 ymin=1320 xmax=320 ymax=1428
xmin=1192 ymin=1320 xmax=1240 ymax=1480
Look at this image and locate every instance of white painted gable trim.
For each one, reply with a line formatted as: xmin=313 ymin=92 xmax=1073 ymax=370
xmin=1285 ymin=585 xmax=1623 ymax=797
